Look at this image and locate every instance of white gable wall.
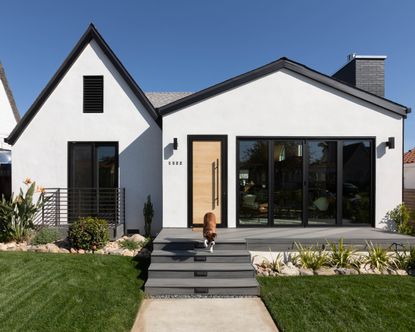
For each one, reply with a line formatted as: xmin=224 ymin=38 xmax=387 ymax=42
xmin=0 ymin=77 xmax=17 ymax=150
xmin=12 ymin=40 xmax=162 ymax=232
xmin=162 ymin=69 xmax=403 ymax=228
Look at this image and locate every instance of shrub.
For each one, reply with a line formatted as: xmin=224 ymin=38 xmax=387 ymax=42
xmin=408 ymin=247 xmax=415 ymax=270
xmin=32 ymin=227 xmax=62 ymax=245
xmin=119 ymin=239 xmax=140 ymax=250
xmin=328 ymin=239 xmax=355 ymax=268
xmin=364 ymin=241 xmax=393 ymax=270
xmin=143 ymin=195 xmax=154 ymax=237
xmin=68 ymin=217 xmax=109 ymax=250
xmin=294 ymin=242 xmax=329 ymax=270
xmin=0 ymin=180 xmax=46 ymax=242
xmin=386 ymin=204 xmax=415 ymax=235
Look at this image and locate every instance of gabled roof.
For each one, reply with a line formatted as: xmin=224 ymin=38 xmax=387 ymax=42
xmin=404 ymin=149 xmax=415 ymax=164
xmin=6 ymin=24 xmax=160 ymax=145
xmin=158 ymin=57 xmax=410 ymax=117
xmin=0 ymin=62 xmax=20 ymax=122
xmin=146 ymin=92 xmax=193 ymax=108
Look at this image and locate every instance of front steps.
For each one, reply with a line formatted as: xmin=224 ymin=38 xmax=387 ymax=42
xmin=145 ymin=237 xmax=259 ymax=296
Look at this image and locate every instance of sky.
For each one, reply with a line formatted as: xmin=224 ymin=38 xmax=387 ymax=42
xmin=0 ymin=0 xmax=414 ymax=150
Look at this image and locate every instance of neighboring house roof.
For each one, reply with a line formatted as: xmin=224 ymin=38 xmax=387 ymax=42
xmin=404 ymin=149 xmax=415 ymax=164
xmin=145 ymin=92 xmax=193 ymax=108
xmin=6 ymin=24 xmax=160 ymax=145
xmin=0 ymin=63 xmax=20 ymax=122
xmin=158 ymin=57 xmax=411 ymax=117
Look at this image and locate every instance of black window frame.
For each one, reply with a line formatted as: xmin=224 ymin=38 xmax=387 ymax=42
xmin=83 ymin=75 xmax=104 ymax=113
xmin=236 ymin=136 xmax=375 ymax=228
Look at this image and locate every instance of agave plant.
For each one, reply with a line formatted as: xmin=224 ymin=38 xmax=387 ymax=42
xmin=0 ymin=181 xmax=46 ymax=242
xmin=294 ymin=242 xmax=329 ymax=270
xmin=392 ymin=245 xmax=415 ymax=270
xmin=364 ymin=241 xmax=394 ymax=270
xmin=328 ymin=239 xmax=355 ymax=268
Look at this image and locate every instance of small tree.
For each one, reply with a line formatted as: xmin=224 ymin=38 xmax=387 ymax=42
xmin=386 ymin=204 xmax=415 ymax=235
xmin=143 ymin=195 xmax=154 ymax=237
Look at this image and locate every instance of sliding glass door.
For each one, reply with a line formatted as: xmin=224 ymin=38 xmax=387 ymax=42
xmin=237 ymin=138 xmax=374 ymax=227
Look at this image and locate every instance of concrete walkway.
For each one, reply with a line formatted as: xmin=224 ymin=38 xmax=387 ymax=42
xmin=132 ymin=298 xmax=278 ymax=332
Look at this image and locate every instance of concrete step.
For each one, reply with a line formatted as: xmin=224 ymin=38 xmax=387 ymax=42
xmin=153 ymin=240 xmax=247 ymax=251
xmin=151 ymin=250 xmax=251 ymax=263
xmin=148 ymin=262 xmax=255 ymax=278
xmin=145 ymin=278 xmax=260 ymax=296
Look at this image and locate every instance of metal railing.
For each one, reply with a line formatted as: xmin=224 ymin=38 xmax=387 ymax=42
xmin=36 ymin=188 xmax=125 ymax=227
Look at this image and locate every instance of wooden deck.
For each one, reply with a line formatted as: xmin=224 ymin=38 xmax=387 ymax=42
xmin=156 ymin=227 xmax=415 ymax=251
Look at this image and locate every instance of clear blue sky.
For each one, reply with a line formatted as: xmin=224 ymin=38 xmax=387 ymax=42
xmin=1 ymin=0 xmax=414 ymax=150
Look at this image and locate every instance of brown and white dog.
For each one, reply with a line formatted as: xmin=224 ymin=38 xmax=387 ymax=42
xmin=203 ymin=212 xmax=217 ymax=253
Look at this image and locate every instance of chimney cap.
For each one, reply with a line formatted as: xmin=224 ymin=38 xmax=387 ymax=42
xmin=347 ymin=53 xmax=387 ymax=62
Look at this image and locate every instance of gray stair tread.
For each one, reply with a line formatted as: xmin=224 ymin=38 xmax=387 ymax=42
xmin=151 ymin=250 xmax=249 ymax=257
xmin=153 ymin=239 xmax=246 ymax=244
xmin=146 ymin=278 xmax=259 ymax=288
xmin=149 ymin=262 xmax=254 ymax=271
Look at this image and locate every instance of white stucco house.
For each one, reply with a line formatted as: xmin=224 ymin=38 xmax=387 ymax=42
xmin=6 ymin=25 xmax=411 ymax=237
xmin=0 ymin=63 xmax=20 ymax=198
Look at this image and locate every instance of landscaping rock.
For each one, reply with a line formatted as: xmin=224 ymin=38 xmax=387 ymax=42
xmin=299 ymin=268 xmax=314 ymax=276
xmin=77 ymin=249 xmax=85 ymax=254
xmin=396 ymin=269 xmax=408 ymax=276
xmin=0 ymin=243 xmax=7 ymax=251
xmin=94 ymin=249 xmax=105 ymax=255
xmin=70 ymin=248 xmax=77 ymax=254
xmin=130 ymin=234 xmax=146 ymax=243
xmin=314 ymin=267 xmax=336 ymax=276
xmin=59 ymin=248 xmax=70 ymax=254
xmin=122 ymin=249 xmax=134 ymax=257
xmin=109 ymin=249 xmax=125 ymax=256
xmin=280 ymin=264 xmax=300 ymax=276
xmin=6 ymin=242 xmax=16 ymax=250
xmin=335 ymin=267 xmax=358 ymax=275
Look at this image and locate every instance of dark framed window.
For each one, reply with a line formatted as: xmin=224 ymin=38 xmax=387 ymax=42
xmin=236 ymin=137 xmax=374 ymax=227
xmin=83 ymin=76 xmax=104 ymax=113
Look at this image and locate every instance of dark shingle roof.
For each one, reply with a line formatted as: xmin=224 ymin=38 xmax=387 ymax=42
xmin=404 ymin=149 xmax=415 ymax=164
xmin=145 ymin=92 xmax=193 ymax=108
xmin=0 ymin=62 xmax=20 ymax=122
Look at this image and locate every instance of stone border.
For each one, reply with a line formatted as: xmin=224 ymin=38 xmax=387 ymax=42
xmin=0 ymin=233 xmax=151 ymax=259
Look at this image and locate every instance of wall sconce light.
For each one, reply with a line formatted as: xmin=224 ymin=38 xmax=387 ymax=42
xmin=173 ymin=138 xmax=178 ymax=150
xmin=386 ymin=137 xmax=395 ymax=149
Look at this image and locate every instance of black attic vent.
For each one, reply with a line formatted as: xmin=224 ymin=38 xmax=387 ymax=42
xmin=83 ymin=76 xmax=103 ymax=113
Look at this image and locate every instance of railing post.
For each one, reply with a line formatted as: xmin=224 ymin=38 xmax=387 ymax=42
xmin=55 ymin=188 xmax=60 ymax=226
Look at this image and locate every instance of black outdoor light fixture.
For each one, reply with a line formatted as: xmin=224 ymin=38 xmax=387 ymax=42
xmin=173 ymin=138 xmax=178 ymax=150
xmin=386 ymin=137 xmax=395 ymax=149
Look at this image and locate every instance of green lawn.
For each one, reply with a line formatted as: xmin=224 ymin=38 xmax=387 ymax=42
xmin=259 ymin=275 xmax=415 ymax=332
xmin=0 ymin=252 xmax=148 ymax=332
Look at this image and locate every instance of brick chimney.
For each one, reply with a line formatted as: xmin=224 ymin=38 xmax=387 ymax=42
xmin=332 ymin=54 xmax=386 ymax=97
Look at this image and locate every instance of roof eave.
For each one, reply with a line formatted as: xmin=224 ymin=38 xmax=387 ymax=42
xmin=159 ymin=58 xmax=410 ymax=118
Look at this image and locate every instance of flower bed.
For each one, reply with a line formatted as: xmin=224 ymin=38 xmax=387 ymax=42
xmin=0 ymin=233 xmax=151 ymax=258
xmin=252 ymin=240 xmax=415 ymax=277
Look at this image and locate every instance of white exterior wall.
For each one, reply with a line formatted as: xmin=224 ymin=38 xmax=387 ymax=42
xmin=404 ymin=163 xmax=415 ymax=189
xmin=162 ymin=69 xmax=403 ymax=229
xmin=12 ymin=40 xmax=162 ymax=232
xmin=0 ymin=77 xmax=17 ymax=150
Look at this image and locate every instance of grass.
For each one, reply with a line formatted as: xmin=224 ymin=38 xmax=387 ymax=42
xmin=259 ymin=275 xmax=415 ymax=332
xmin=0 ymin=252 xmax=149 ymax=332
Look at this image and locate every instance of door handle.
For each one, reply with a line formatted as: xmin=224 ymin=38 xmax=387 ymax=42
xmin=216 ymin=158 xmax=219 ymax=206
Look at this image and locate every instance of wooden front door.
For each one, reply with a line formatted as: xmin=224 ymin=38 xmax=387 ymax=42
xmin=189 ymin=136 xmax=227 ymax=228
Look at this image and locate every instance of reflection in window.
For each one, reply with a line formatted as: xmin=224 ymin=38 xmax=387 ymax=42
xmin=307 ymin=141 xmax=337 ymax=225
xmin=238 ymin=140 xmax=268 ymax=225
xmin=342 ymin=140 xmax=371 ymax=224
xmin=273 ymin=141 xmax=303 ymax=225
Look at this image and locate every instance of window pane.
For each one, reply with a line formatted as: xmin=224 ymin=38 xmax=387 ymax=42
xmin=342 ymin=140 xmax=371 ymax=225
xmin=273 ymin=141 xmax=303 ymax=225
xmin=308 ymin=141 xmax=337 ymax=225
xmin=71 ymin=144 xmax=93 ymax=188
xmin=98 ymin=146 xmax=117 ymax=188
xmin=238 ymin=140 xmax=268 ymax=225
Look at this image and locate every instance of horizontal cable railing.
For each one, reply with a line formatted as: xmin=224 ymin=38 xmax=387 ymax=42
xmin=35 ymin=188 xmax=125 ymax=227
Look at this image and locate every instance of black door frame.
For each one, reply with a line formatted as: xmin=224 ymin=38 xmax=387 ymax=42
xmin=188 ymin=135 xmax=228 ymax=228
xmin=236 ymin=136 xmax=375 ymax=228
